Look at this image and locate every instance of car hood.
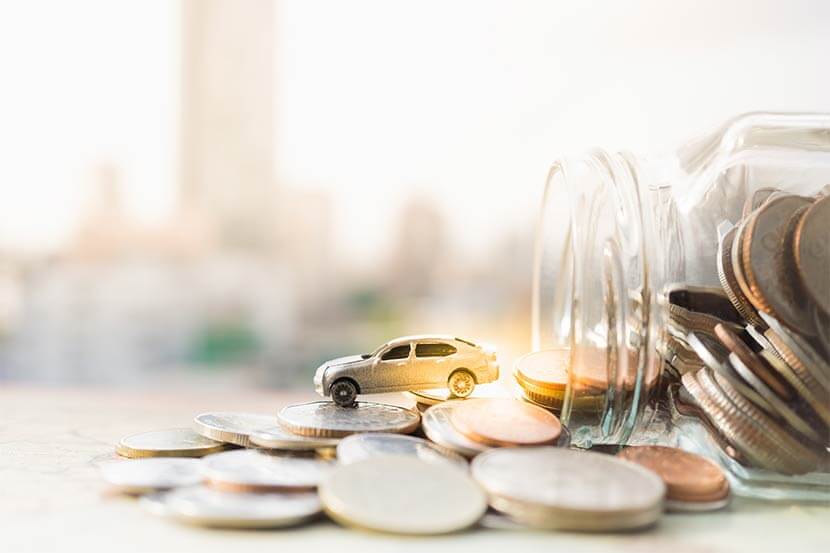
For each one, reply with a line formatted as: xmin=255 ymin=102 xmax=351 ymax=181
xmin=324 ymin=354 xmax=367 ymax=368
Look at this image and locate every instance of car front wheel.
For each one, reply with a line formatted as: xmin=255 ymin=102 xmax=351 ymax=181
xmin=330 ymin=378 xmax=359 ymax=407
xmin=448 ymin=369 xmax=475 ymax=398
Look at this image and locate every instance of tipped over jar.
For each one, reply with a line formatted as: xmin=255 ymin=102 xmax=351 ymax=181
xmin=530 ymin=112 xmax=830 ymax=500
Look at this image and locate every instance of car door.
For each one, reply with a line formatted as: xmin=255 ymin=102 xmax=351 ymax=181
xmin=371 ymin=343 xmax=412 ymax=391
xmin=413 ymin=341 xmax=458 ymax=386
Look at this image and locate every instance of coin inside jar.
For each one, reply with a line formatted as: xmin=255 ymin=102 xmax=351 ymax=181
xmin=742 ymin=195 xmax=815 ymax=334
xmin=202 ymin=449 xmax=333 ymax=492
xmin=616 ymin=446 xmax=729 ymax=503
xmin=116 ymin=428 xmax=229 ymax=459
xmin=793 ymin=195 xmax=830 ymax=317
xmin=277 ymin=401 xmax=420 ymax=438
xmin=714 ymin=324 xmax=793 ymax=401
xmin=450 ymin=398 xmax=561 ymax=447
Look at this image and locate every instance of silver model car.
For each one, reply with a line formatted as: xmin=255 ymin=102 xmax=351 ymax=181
xmin=314 ymin=335 xmax=499 ymax=407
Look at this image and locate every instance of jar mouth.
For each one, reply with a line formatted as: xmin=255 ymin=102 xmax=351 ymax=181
xmin=532 ymin=152 xmax=661 ymax=447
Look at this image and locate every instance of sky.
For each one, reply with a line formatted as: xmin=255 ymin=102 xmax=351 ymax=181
xmin=0 ymin=0 xmax=829 ymax=265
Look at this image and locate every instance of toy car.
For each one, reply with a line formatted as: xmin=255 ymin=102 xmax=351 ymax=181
xmin=314 ymin=335 xmax=499 ymax=407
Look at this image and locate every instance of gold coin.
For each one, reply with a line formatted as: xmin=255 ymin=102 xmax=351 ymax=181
xmin=319 ymin=456 xmax=486 ymax=535
xmin=116 ymin=428 xmax=228 ymax=459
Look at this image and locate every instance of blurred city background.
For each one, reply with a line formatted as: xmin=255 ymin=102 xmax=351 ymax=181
xmin=0 ymin=0 xmax=828 ymax=389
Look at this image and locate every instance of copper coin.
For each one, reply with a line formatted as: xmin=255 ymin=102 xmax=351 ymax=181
xmin=714 ymin=324 xmax=793 ymax=401
xmin=450 ymin=399 xmax=561 ymax=447
xmin=742 ymin=187 xmax=781 ymax=218
xmin=794 ymin=195 xmax=830 ymax=316
xmin=616 ymin=445 xmax=727 ymax=501
xmin=742 ymin=194 xmax=815 ymax=334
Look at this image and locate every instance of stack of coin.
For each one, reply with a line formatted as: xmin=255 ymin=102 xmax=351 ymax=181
xmin=471 ymin=447 xmax=665 ymax=531
xmin=664 ymin=191 xmax=829 ymax=475
xmin=617 ymin=445 xmax=730 ymax=512
xmin=513 ymin=349 xmax=605 ymax=411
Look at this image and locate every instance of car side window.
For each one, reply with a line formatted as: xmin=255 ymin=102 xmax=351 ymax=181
xmin=415 ymin=343 xmax=457 ymax=357
xmin=381 ymin=345 xmax=410 ymax=361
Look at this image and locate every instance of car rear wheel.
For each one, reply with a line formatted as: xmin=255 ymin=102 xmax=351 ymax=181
xmin=330 ymin=378 xmax=359 ymax=407
xmin=448 ymin=369 xmax=475 ymax=398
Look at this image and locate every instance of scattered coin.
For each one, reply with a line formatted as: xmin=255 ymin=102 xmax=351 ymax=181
xmin=406 ymin=382 xmax=504 ymax=407
xmin=202 ymin=449 xmax=332 ymax=492
xmin=421 ymin=400 xmax=490 ymax=458
xmin=193 ymin=412 xmax=275 ymax=447
xmin=249 ymin=425 xmax=340 ymax=451
xmin=336 ymin=432 xmax=467 ymax=471
xmin=450 ymin=398 xmax=561 ymax=447
xmin=277 ymin=401 xmax=420 ymax=438
xmin=142 ymin=486 xmax=321 ymax=529
xmin=665 ymin=496 xmax=731 ymax=513
xmin=100 ymin=458 xmax=203 ymax=494
xmin=319 ymin=456 xmax=486 ymax=535
xmin=471 ymin=447 xmax=665 ymax=531
xmin=116 ymin=428 xmax=228 ymax=459
xmin=616 ymin=445 xmax=730 ymax=510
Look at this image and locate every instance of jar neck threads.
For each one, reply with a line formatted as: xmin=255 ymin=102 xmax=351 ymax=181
xmin=533 ymin=150 xmax=666 ymax=447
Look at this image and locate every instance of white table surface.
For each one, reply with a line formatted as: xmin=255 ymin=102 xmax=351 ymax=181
xmin=1 ymin=386 xmax=828 ymax=553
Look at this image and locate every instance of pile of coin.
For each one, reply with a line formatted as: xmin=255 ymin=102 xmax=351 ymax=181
xmin=102 ymin=355 xmax=737 ymax=533
xmin=661 ymin=191 xmax=829 ymax=475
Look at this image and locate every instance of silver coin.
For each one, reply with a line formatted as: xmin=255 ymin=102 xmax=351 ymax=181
xmin=477 ymin=512 xmax=527 ymax=531
xmin=421 ymin=400 xmax=489 ymax=458
xmin=471 ymin=447 xmax=665 ymax=530
xmin=249 ymin=425 xmax=340 ymax=451
xmin=743 ymin=194 xmax=814 ymax=334
xmin=277 ymin=401 xmax=420 ymax=438
xmin=760 ymin=311 xmax=830 ymax=389
xmin=728 ymin=353 xmax=821 ymax=443
xmin=193 ymin=412 xmax=275 ymax=447
xmin=318 ymin=456 xmax=487 ymax=534
xmin=202 ymin=449 xmax=333 ymax=491
xmin=116 ymin=428 xmax=228 ymax=458
xmin=665 ymin=496 xmax=731 ymax=513
xmin=687 ymin=331 xmax=776 ymax=415
xmin=100 ymin=458 xmax=203 ymax=494
xmin=143 ymin=485 xmax=321 ymax=528
xmin=336 ymin=433 xmax=468 ymax=471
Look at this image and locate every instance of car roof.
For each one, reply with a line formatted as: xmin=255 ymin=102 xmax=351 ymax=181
xmin=384 ymin=334 xmax=465 ymax=348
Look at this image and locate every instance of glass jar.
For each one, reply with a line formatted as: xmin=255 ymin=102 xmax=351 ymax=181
xmin=531 ymin=112 xmax=830 ymax=500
